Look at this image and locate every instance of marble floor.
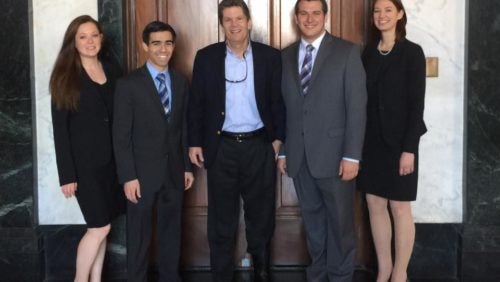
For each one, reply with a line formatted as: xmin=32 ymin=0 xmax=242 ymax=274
xmin=46 ymin=268 xmax=460 ymax=282
xmin=179 ymin=270 xmax=458 ymax=282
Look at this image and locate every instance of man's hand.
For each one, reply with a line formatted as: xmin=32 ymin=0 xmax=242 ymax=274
xmin=399 ymin=152 xmax=415 ymax=176
xmin=272 ymin=140 xmax=282 ymax=160
xmin=338 ymin=159 xmax=359 ymax=181
xmin=184 ymin=172 xmax=194 ymax=190
xmin=124 ymin=179 xmax=141 ymax=204
xmin=61 ymin=182 xmax=77 ymax=198
xmin=277 ymin=158 xmax=287 ymax=175
xmin=189 ymin=147 xmax=204 ymax=168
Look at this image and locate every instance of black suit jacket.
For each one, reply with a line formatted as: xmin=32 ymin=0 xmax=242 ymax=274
xmin=362 ymin=39 xmax=427 ymax=153
xmin=187 ymin=41 xmax=285 ymax=167
xmin=113 ymin=65 xmax=191 ymax=191
xmin=52 ymin=60 xmax=121 ymax=186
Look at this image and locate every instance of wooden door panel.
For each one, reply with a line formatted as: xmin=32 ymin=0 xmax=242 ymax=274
xmin=247 ymin=0 xmax=271 ymax=45
xmin=168 ymin=0 xmax=220 ymax=79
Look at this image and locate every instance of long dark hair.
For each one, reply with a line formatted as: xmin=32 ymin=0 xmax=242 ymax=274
xmin=369 ymin=0 xmax=407 ymax=42
xmin=49 ymin=15 xmax=103 ymax=111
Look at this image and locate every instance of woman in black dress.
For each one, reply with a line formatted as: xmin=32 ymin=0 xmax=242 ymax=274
xmin=50 ymin=15 xmax=123 ymax=281
xmin=357 ymin=0 xmax=427 ymax=281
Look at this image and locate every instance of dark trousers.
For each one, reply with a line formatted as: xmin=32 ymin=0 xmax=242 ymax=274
xmin=293 ymin=160 xmax=355 ymax=282
xmin=126 ymin=167 xmax=184 ymax=282
xmin=207 ymin=135 xmax=276 ymax=282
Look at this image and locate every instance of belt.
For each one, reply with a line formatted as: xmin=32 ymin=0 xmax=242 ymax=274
xmin=221 ymin=128 xmax=265 ymax=142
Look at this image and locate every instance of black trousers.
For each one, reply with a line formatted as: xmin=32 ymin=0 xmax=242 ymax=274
xmin=126 ymin=166 xmax=184 ymax=282
xmin=207 ymin=135 xmax=276 ymax=282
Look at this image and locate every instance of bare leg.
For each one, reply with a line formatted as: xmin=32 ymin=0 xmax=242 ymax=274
xmin=74 ymin=224 xmax=111 ymax=282
xmin=90 ymin=238 xmax=107 ymax=282
xmin=366 ymin=194 xmax=392 ymax=282
xmin=389 ymin=201 xmax=414 ymax=282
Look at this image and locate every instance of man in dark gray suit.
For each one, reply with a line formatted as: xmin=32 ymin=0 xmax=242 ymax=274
xmin=113 ymin=21 xmax=194 ymax=281
xmin=278 ymin=0 xmax=367 ymax=281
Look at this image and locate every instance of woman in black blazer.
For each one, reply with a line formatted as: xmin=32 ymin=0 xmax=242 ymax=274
xmin=357 ymin=0 xmax=427 ymax=281
xmin=50 ymin=15 xmax=123 ymax=281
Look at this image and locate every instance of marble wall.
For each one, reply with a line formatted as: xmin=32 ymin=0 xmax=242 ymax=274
xmin=30 ymin=1 xmax=127 ymax=279
xmin=34 ymin=1 xmax=466 ymax=225
xmin=403 ymin=0 xmax=465 ymax=223
xmin=0 ymin=0 xmax=39 ymax=280
xmin=34 ymin=0 xmax=97 ymax=224
xmin=0 ymin=0 xmax=33 ymax=229
xmin=463 ymin=0 xmax=500 ymax=280
xmin=0 ymin=0 xmax=492 ymax=279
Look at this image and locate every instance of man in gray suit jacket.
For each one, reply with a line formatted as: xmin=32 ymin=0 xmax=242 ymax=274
xmin=278 ymin=0 xmax=367 ymax=281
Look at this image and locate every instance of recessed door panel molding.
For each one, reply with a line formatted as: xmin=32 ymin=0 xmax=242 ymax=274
xmin=124 ymin=0 xmax=372 ymax=269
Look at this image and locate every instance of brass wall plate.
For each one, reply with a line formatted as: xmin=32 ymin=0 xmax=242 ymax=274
xmin=426 ymin=57 xmax=439 ymax=77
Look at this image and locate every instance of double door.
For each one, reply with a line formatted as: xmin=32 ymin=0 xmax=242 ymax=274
xmin=123 ymin=0 xmax=373 ymax=269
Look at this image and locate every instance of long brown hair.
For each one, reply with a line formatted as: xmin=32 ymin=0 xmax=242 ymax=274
xmin=369 ymin=0 xmax=407 ymax=42
xmin=49 ymin=15 xmax=103 ymax=111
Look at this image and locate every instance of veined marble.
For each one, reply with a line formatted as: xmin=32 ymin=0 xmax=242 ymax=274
xmin=402 ymin=0 xmax=465 ymax=223
xmin=34 ymin=0 xmax=465 ymax=224
xmin=34 ymin=0 xmax=97 ymax=224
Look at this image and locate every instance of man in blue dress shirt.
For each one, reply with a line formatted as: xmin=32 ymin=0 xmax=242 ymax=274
xmin=187 ymin=1 xmax=285 ymax=281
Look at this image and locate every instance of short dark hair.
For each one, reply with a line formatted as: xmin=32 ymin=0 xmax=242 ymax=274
xmin=218 ymin=0 xmax=251 ymax=25
xmin=294 ymin=0 xmax=328 ymax=15
xmin=370 ymin=0 xmax=407 ymax=41
xmin=142 ymin=21 xmax=177 ymax=44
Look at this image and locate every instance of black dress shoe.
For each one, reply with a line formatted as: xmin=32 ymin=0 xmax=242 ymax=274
xmin=252 ymin=254 xmax=271 ymax=282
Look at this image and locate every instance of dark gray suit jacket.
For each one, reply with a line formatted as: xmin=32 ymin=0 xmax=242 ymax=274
xmin=281 ymin=33 xmax=367 ymax=178
xmin=113 ymin=65 xmax=191 ymax=191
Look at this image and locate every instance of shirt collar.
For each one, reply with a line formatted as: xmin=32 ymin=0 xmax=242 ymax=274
xmin=300 ymin=31 xmax=326 ymax=50
xmin=226 ymin=41 xmax=252 ymax=59
xmin=146 ymin=61 xmax=169 ymax=79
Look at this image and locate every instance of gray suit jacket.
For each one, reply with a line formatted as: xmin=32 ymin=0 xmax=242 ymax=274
xmin=281 ymin=33 xmax=367 ymax=178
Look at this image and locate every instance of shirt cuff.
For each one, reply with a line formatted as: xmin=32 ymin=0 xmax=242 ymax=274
xmin=342 ymin=157 xmax=359 ymax=163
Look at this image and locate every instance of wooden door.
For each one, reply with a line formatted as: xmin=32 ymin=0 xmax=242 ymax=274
xmin=123 ymin=0 xmax=373 ymax=270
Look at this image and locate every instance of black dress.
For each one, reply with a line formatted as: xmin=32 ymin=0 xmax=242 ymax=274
xmin=52 ymin=59 xmax=125 ymax=227
xmin=357 ymin=40 xmax=427 ymax=201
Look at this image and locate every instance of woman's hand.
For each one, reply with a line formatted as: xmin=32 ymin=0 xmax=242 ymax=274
xmin=61 ymin=182 xmax=77 ymax=198
xmin=399 ymin=152 xmax=415 ymax=176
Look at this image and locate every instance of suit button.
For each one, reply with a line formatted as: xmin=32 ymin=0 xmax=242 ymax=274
xmin=217 ymin=131 xmax=221 ymax=135
xmin=103 ymin=118 xmax=109 ymax=122
xmin=221 ymin=112 xmax=225 ymax=116
xmin=304 ymin=110 xmax=308 ymax=115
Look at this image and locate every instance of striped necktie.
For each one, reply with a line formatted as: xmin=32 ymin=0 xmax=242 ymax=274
xmin=300 ymin=44 xmax=314 ymax=95
xmin=156 ymin=73 xmax=170 ymax=119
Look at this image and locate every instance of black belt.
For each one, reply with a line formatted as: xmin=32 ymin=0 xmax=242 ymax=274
xmin=221 ymin=128 xmax=265 ymax=142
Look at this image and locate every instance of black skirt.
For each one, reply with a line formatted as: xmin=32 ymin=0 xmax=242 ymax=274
xmin=75 ymin=161 xmax=125 ymax=227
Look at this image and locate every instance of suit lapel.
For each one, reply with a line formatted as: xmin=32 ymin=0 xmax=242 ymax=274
xmin=139 ymin=65 xmax=168 ymax=119
xmin=215 ymin=43 xmax=227 ymax=105
xmin=252 ymin=42 xmax=264 ymax=105
xmin=309 ymin=33 xmax=334 ymax=88
xmin=168 ymin=66 xmax=178 ymax=124
xmin=288 ymin=42 xmax=302 ymax=96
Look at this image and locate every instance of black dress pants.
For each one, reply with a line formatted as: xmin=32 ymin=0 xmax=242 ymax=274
xmin=207 ymin=135 xmax=276 ymax=282
xmin=126 ymin=165 xmax=184 ymax=282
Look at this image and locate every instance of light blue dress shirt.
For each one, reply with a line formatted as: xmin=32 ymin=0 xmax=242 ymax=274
xmin=297 ymin=31 xmax=326 ymax=74
xmin=146 ymin=62 xmax=172 ymax=110
xmin=222 ymin=43 xmax=264 ymax=133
